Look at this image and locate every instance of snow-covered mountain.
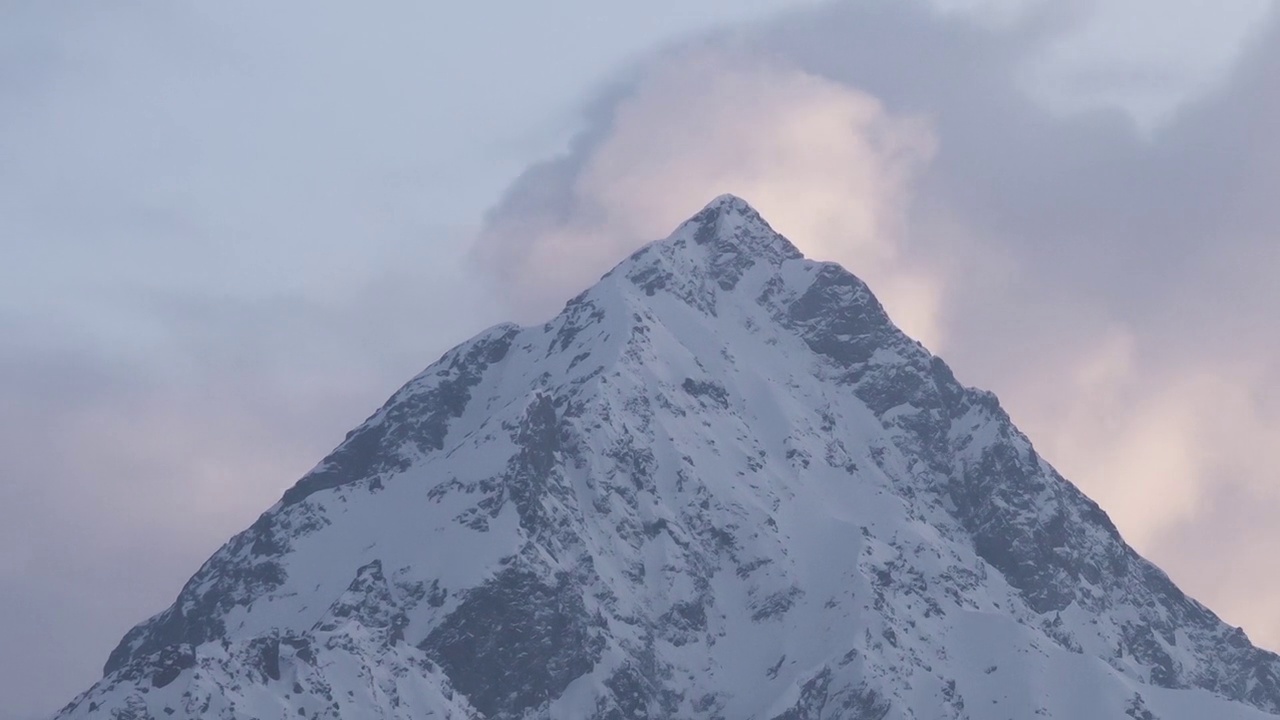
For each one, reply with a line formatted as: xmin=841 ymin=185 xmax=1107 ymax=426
xmin=56 ymin=196 xmax=1280 ymax=719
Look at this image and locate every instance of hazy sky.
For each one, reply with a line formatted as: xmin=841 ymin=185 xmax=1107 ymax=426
xmin=3 ymin=1 xmax=1276 ymax=717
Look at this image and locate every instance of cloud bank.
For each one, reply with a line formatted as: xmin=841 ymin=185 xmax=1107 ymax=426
xmin=471 ymin=0 xmax=1280 ymax=647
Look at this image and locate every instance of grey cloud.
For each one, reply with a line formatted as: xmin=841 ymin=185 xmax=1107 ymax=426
xmin=470 ymin=0 xmax=1280 ymax=649
xmin=5 ymin=0 xmax=1277 ymax=716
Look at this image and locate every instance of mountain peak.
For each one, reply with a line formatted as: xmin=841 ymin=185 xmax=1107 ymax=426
xmin=58 ymin=197 xmax=1280 ymax=720
xmin=679 ymin=193 xmax=790 ymax=252
xmin=699 ymin=192 xmax=759 ymax=218
xmin=607 ymin=194 xmax=804 ymax=308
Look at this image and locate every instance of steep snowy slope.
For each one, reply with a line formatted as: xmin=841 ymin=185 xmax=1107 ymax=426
xmin=56 ymin=196 xmax=1280 ymax=719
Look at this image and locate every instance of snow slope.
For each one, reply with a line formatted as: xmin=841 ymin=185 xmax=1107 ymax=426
xmin=56 ymin=196 xmax=1280 ymax=719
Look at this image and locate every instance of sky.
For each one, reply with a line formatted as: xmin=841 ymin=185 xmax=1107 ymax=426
xmin=2 ymin=1 xmax=1277 ymax=717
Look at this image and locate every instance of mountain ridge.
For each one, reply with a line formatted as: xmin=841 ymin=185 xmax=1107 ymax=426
xmin=58 ymin=195 xmax=1280 ymax=719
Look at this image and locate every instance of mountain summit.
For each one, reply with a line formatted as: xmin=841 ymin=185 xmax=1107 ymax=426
xmin=58 ymin=196 xmax=1280 ymax=719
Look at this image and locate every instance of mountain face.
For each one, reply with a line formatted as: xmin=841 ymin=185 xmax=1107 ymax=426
xmin=57 ymin=196 xmax=1280 ymax=720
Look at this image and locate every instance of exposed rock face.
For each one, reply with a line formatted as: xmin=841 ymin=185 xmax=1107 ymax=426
xmin=57 ymin=196 xmax=1280 ymax=719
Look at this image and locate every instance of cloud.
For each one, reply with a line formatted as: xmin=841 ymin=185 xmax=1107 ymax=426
xmin=470 ymin=0 xmax=1280 ymax=649
xmin=1003 ymin=328 xmax=1280 ymax=549
xmin=5 ymin=0 xmax=1277 ymax=716
xmin=472 ymin=48 xmax=942 ymax=345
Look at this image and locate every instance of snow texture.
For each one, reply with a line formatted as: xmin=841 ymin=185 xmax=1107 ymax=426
xmin=56 ymin=196 xmax=1280 ymax=719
